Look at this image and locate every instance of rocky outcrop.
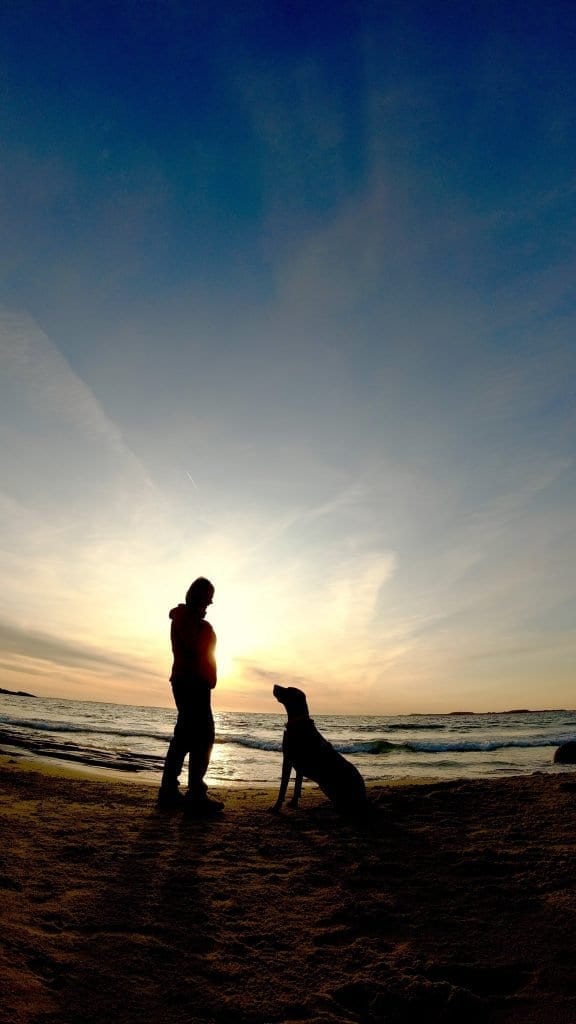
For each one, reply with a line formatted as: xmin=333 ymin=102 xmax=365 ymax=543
xmin=0 ymin=688 xmax=37 ymax=697
xmin=553 ymin=741 xmax=576 ymax=764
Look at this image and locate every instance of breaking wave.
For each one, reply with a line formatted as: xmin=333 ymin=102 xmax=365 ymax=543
xmin=0 ymin=714 xmax=170 ymax=743
xmin=214 ymin=733 xmax=576 ymax=756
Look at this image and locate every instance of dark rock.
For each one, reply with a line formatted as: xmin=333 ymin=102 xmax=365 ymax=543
xmin=553 ymin=741 xmax=576 ymax=764
xmin=0 ymin=687 xmax=37 ymax=697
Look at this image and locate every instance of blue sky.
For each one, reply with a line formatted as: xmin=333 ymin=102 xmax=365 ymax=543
xmin=0 ymin=1 xmax=575 ymax=712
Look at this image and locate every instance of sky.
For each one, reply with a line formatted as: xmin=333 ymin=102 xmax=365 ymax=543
xmin=0 ymin=0 xmax=575 ymax=714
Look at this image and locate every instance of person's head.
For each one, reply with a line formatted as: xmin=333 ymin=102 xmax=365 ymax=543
xmin=185 ymin=577 xmax=215 ymax=617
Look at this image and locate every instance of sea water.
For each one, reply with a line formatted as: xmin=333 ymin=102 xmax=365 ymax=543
xmin=1 ymin=693 xmax=575 ymax=786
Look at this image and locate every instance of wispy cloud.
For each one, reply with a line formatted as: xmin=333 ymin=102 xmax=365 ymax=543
xmin=0 ymin=617 xmax=159 ymax=678
xmin=0 ymin=307 xmax=156 ymax=488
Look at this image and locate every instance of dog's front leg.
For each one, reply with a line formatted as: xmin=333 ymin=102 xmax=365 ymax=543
xmin=270 ymin=754 xmax=292 ymax=813
xmin=288 ymin=770 xmax=303 ymax=808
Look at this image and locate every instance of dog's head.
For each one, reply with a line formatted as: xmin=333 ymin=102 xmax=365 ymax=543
xmin=273 ymin=684 xmax=310 ymax=718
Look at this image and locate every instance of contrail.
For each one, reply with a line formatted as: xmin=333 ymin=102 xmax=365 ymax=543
xmin=186 ymin=471 xmax=198 ymax=489
xmin=0 ymin=307 xmax=157 ymax=492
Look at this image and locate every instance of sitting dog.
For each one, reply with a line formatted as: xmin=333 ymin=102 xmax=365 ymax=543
xmin=271 ymin=684 xmax=367 ymax=813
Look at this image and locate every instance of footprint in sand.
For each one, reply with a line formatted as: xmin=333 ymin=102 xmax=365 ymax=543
xmin=427 ymin=961 xmax=534 ymax=997
xmin=27 ymin=950 xmax=68 ymax=990
xmin=313 ymin=927 xmax=355 ymax=947
xmin=39 ymin=910 xmax=68 ymax=933
xmin=0 ymin=872 xmax=23 ymax=891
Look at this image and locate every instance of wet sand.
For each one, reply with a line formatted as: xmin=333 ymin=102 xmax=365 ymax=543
xmin=1 ymin=754 xmax=575 ymax=1024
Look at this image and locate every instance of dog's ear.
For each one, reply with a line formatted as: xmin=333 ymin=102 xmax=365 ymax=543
xmin=288 ymin=688 xmax=309 ymax=712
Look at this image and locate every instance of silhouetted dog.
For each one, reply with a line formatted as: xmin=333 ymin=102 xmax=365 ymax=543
xmin=271 ymin=685 xmax=367 ymax=814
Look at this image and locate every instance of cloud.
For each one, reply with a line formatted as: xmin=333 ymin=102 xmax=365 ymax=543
xmin=0 ymin=307 xmax=155 ymax=488
xmin=240 ymin=55 xmax=354 ymax=223
xmin=273 ymin=173 xmax=414 ymax=316
xmin=0 ymin=617 xmax=159 ymax=678
xmin=231 ymin=658 xmax=354 ymax=712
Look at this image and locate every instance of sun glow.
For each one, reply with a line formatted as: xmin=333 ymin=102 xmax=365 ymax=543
xmin=209 ymin=586 xmax=283 ymax=681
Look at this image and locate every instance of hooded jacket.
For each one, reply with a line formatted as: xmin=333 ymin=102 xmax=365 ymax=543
xmin=169 ymin=604 xmax=217 ymax=694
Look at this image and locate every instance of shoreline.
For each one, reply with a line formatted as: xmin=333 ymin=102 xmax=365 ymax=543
xmin=0 ymin=737 xmax=458 ymax=790
xmin=0 ymin=748 xmax=440 ymax=792
xmin=2 ymin=755 xmax=576 ymax=1023
xmin=1 ymin=739 xmax=573 ymax=794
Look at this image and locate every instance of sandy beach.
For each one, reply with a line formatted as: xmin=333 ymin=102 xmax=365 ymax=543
xmin=1 ymin=755 xmax=575 ymax=1024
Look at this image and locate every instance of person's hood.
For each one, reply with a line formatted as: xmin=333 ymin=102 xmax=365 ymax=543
xmin=169 ymin=604 xmax=187 ymax=622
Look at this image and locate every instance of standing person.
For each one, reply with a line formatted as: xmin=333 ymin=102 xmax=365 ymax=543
xmin=158 ymin=577 xmax=223 ymax=815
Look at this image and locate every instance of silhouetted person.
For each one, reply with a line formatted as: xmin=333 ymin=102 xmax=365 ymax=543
xmin=158 ymin=577 xmax=223 ymax=815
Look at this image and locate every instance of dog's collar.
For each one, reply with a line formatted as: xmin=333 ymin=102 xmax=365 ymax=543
xmin=285 ymin=715 xmax=313 ymax=727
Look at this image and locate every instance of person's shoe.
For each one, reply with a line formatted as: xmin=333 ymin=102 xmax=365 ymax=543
xmin=183 ymin=796 xmax=224 ymax=818
xmin=206 ymin=795 xmax=224 ymax=810
xmin=186 ymin=791 xmax=224 ymax=810
xmin=157 ymin=788 xmax=186 ymax=811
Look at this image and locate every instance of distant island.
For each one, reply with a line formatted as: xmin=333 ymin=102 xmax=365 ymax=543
xmin=447 ymin=709 xmax=567 ymax=716
xmin=0 ymin=687 xmax=37 ymax=698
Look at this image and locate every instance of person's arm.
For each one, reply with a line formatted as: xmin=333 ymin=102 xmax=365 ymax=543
xmin=198 ymin=623 xmax=217 ymax=688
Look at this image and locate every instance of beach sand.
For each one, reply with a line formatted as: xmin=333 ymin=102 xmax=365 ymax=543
xmin=1 ymin=755 xmax=575 ymax=1024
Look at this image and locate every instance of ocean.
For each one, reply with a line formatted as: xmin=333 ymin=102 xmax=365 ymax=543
xmin=1 ymin=693 xmax=575 ymax=788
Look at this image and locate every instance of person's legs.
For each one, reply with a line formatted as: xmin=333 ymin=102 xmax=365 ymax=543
xmin=186 ymin=714 xmax=216 ymax=801
xmin=159 ymin=711 xmax=191 ymax=803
